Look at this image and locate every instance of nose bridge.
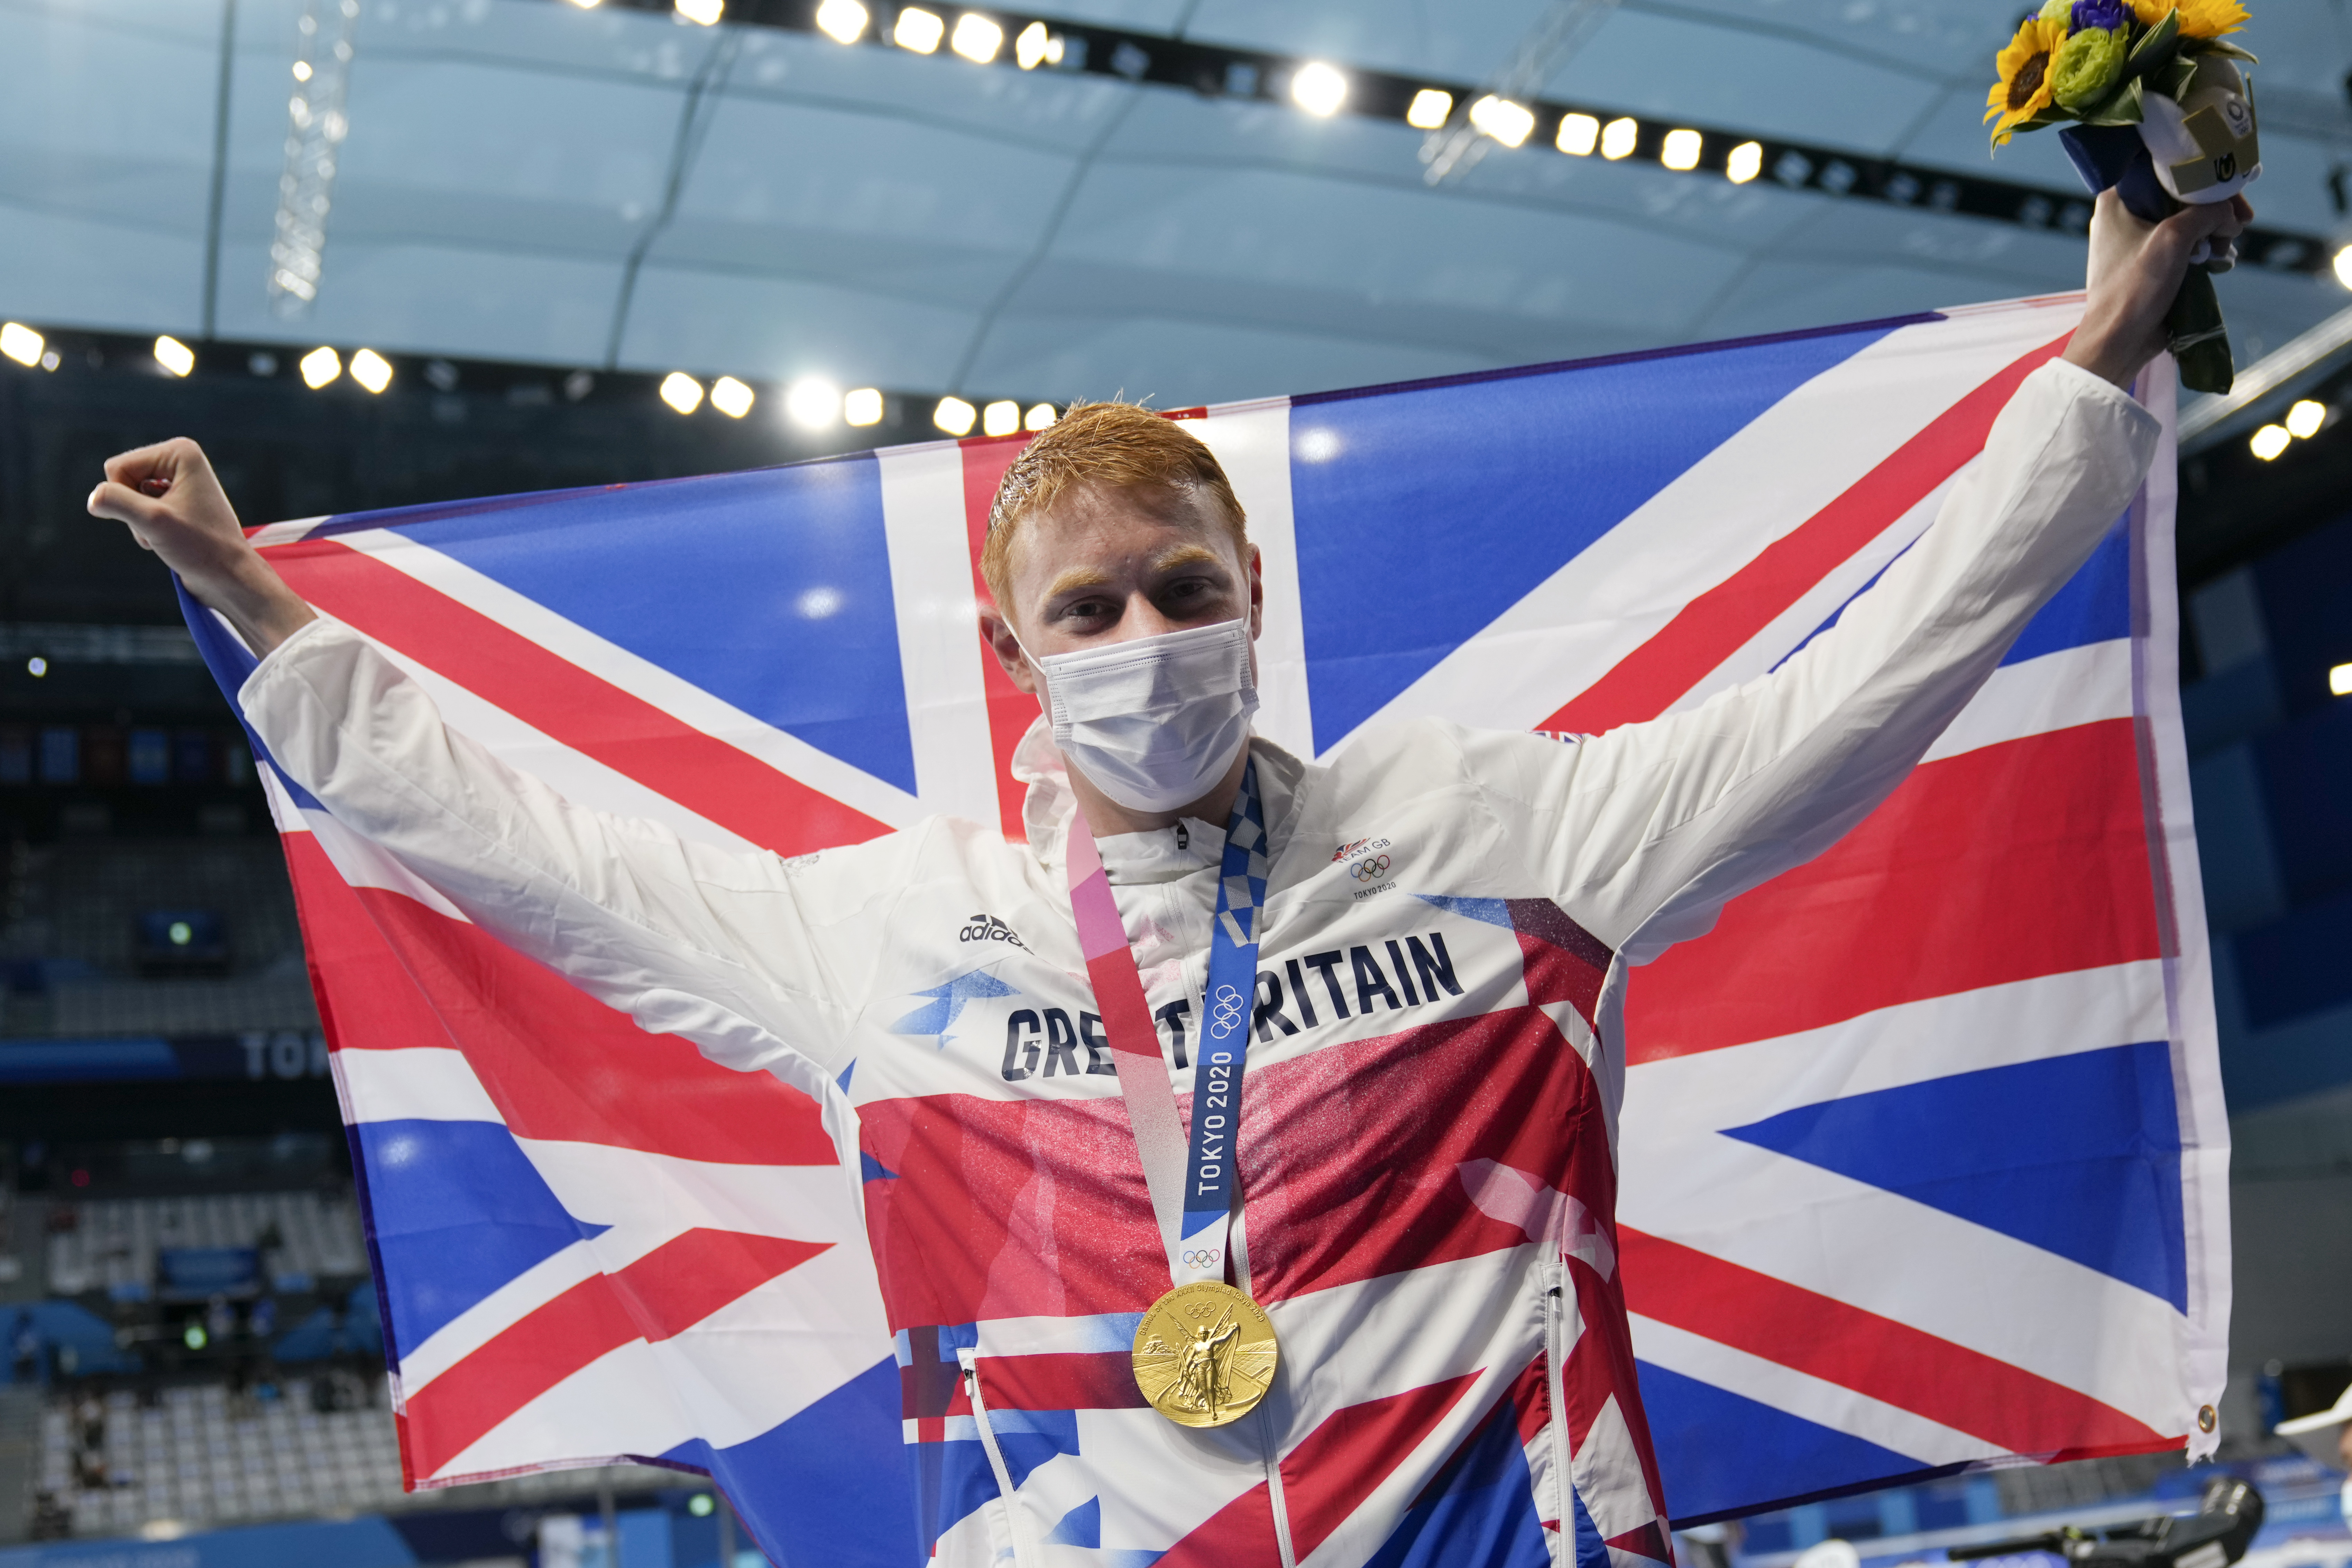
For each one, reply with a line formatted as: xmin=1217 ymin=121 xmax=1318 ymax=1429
xmin=1123 ymin=588 xmax=1178 ymax=639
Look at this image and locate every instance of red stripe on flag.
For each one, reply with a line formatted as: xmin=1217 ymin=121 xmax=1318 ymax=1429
xmin=281 ymin=834 xmax=838 ymax=1165
xmin=1626 ymin=718 xmax=2160 ymax=1062
xmin=957 ymin=434 xmax=1040 ymax=844
xmin=974 ymin=1351 xmax=1149 ymax=1412
xmin=1542 ymin=333 xmax=2074 ymax=735
xmin=1619 ymin=1227 xmax=2165 ymax=1454
xmin=260 ymin=538 xmax=889 ymax=859
xmin=402 ymin=1227 xmax=829 ymax=1475
xmin=1280 ymin=1373 xmax=1480 ymax=1561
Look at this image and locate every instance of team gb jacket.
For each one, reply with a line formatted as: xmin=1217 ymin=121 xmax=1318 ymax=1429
xmin=242 ymin=359 xmax=2158 ymax=1568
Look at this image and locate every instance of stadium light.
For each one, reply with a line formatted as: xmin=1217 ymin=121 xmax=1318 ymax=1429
xmin=982 ymin=399 xmax=1019 ymax=437
xmin=1468 ymin=95 xmax=1534 ymax=148
xmin=349 ymin=347 xmax=392 ymax=393
xmin=1726 ymin=140 xmax=1763 ymax=183
xmin=2249 ymin=423 xmax=2290 ymax=460
xmin=299 ymin=346 xmax=341 ymax=388
xmin=0 ymin=322 xmax=43 ymax=367
xmin=688 ymin=1494 xmax=716 ymax=1518
xmin=153 ymin=335 xmax=195 ymax=378
xmin=1661 ymin=128 xmax=1702 ymax=171
xmin=1024 ymin=402 xmax=1057 ymax=431
xmin=1014 ymin=20 xmax=1061 ymax=67
xmin=1556 ymin=113 xmax=1598 ymax=156
xmin=2332 ymin=662 xmax=2352 ymax=697
xmin=2285 ymin=399 xmax=2326 ymax=439
xmin=952 ymin=13 xmax=1003 ymax=63
xmin=292 ymin=60 xmax=312 ymax=80
xmin=27 ymin=657 xmax=47 ymax=677
xmin=844 ymin=387 xmax=884 ymax=426
xmin=711 ymin=375 xmax=755 ymax=418
xmin=1600 ymin=116 xmax=1638 ymax=159
xmin=1405 ymin=89 xmax=1452 ymax=130
xmin=675 ymin=0 xmax=723 ymax=24
xmin=934 ymin=396 xmax=977 ymax=435
xmin=1290 ymin=62 xmax=1347 ymax=117
xmin=815 ymin=0 xmax=866 ymax=43
xmin=660 ymin=371 xmax=705 ymax=414
xmin=787 ymin=377 xmax=843 ymax=428
xmin=894 ymin=7 xmax=944 ymax=52
xmin=2336 ymin=245 xmax=2352 ymax=290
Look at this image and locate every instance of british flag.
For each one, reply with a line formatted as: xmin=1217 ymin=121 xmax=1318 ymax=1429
xmin=186 ymin=292 xmax=2226 ymax=1562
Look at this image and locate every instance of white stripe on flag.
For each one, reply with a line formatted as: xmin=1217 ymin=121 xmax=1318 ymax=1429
xmin=1191 ymin=399 xmax=1315 ymax=758
xmin=874 ymin=443 xmax=1002 ymax=827
xmin=1920 ymin=639 xmax=2133 ymax=764
xmin=334 ymin=1046 xmax=501 ymax=1125
xmin=1629 ymin=1313 xmax=2003 ymax=1467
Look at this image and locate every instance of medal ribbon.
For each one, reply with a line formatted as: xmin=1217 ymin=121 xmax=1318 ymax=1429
xmin=1065 ymin=758 xmax=1268 ymax=1289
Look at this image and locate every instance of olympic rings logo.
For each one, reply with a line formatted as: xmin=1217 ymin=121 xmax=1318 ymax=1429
xmin=1349 ymin=855 xmax=1392 ymax=882
xmin=1207 ymin=985 xmax=1248 ymax=1034
xmin=1181 ymin=1248 xmax=1223 ymax=1269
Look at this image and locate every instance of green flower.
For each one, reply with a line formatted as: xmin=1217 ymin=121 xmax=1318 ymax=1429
xmin=2038 ymin=0 xmax=2075 ymax=23
xmin=2051 ymin=24 xmax=2129 ymax=110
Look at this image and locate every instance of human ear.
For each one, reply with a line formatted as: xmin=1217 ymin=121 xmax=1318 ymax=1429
xmin=978 ymin=605 xmax=1041 ymax=697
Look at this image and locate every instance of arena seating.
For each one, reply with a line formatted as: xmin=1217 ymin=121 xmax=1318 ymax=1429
xmin=45 ymin=1192 xmax=366 ymax=1299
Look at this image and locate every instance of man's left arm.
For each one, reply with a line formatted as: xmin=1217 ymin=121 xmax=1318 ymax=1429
xmin=1483 ymin=189 xmax=2247 ymax=957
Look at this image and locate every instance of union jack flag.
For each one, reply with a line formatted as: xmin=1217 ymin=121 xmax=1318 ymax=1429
xmin=186 ymin=292 xmax=2225 ymax=1561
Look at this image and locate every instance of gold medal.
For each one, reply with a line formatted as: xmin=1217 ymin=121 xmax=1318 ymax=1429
xmin=1131 ymin=1280 xmax=1279 ymax=1428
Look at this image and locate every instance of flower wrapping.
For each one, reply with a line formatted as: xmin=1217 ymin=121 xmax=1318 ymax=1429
xmin=1985 ymin=0 xmax=2258 ymax=391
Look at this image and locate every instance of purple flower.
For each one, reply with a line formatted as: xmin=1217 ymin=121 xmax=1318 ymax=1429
xmin=2070 ymin=0 xmax=2129 ymax=31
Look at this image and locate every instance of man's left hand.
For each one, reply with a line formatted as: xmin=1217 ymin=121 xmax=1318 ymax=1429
xmin=2063 ymin=187 xmax=2253 ymax=388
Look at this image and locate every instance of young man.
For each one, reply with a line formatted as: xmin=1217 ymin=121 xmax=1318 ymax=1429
xmin=89 ymin=189 xmax=2244 ymax=1567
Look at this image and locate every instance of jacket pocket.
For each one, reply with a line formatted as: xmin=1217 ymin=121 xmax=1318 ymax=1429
xmin=959 ymin=1347 xmax=1040 ymax=1567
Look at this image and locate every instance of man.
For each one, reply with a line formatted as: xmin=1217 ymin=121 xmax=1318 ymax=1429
xmin=89 ymin=190 xmax=2244 ymax=1567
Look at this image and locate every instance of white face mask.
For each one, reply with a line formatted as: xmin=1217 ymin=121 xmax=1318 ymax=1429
xmin=1022 ymin=617 xmax=1259 ymax=814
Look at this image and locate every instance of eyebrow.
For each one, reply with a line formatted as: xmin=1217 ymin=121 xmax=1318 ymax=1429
xmin=1151 ymin=544 xmax=1227 ymax=575
xmin=1041 ymin=566 xmax=1115 ymax=603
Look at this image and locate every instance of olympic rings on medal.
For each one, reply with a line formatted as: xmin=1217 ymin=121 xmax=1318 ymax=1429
xmin=1180 ymin=1248 xmax=1222 ymax=1269
xmin=1208 ymin=985 xmax=1249 ymax=1034
xmin=1349 ymin=854 xmax=1391 ymax=882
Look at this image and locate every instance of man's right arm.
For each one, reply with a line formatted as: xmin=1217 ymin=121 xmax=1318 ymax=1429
xmin=89 ymin=440 xmax=867 ymax=1079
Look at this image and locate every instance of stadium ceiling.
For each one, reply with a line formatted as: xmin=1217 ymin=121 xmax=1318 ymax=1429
xmin=5 ymin=0 xmax=2352 ymax=414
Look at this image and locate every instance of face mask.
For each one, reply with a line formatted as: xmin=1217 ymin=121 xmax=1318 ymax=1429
xmin=1022 ymin=618 xmax=1259 ymax=814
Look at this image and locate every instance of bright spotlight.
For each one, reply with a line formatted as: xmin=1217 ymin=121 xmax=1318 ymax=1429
xmin=299 ymin=345 xmax=341 ymax=388
xmin=292 ymin=60 xmax=312 ymax=81
xmin=951 ymin=13 xmax=1002 ymax=62
xmin=688 ymin=1494 xmax=717 ymax=1519
xmin=893 ymin=7 xmax=943 ymax=52
xmin=934 ymin=395 xmax=977 ymax=436
xmin=2285 ymin=399 xmax=2326 ymax=439
xmin=1015 ymin=20 xmax=1050 ymax=67
xmin=1556 ymin=113 xmax=1598 ymax=156
xmin=2332 ymin=662 xmax=2352 ymax=697
xmin=1661 ymin=128 xmax=1702 ymax=171
xmin=675 ymin=0 xmax=723 ymax=24
xmin=1024 ymin=402 xmax=1057 ymax=431
xmin=565 ymin=0 xmax=601 ymax=7
xmin=1600 ymin=117 xmax=1638 ymax=159
xmin=2249 ymin=423 xmax=2290 ymax=460
xmin=1726 ymin=140 xmax=1763 ymax=183
xmin=1468 ymin=95 xmax=1534 ymax=148
xmin=27 ymin=657 xmax=47 ymax=677
xmin=153 ymin=335 xmax=195 ymax=378
xmin=183 ymin=1324 xmax=207 ymax=1350
xmin=982 ymin=399 xmax=1019 ymax=437
xmin=1405 ymin=89 xmax=1452 ymax=130
xmin=1290 ymin=62 xmax=1347 ymax=117
xmin=2336 ymin=245 xmax=2352 ymax=290
xmin=786 ymin=377 xmax=842 ymax=428
xmin=349 ymin=347 xmax=392 ymax=393
xmin=814 ymin=0 xmax=866 ymax=42
xmin=660 ymin=371 xmax=705 ymax=415
xmin=711 ymin=375 xmax=755 ymax=418
xmin=843 ymin=387 xmax=884 ymax=426
xmin=0 ymin=322 xmax=43 ymax=367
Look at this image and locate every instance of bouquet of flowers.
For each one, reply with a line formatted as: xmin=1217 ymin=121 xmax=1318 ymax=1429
xmin=1986 ymin=0 xmax=2259 ymax=392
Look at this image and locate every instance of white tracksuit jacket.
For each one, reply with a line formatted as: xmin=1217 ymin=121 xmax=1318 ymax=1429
xmin=243 ymin=360 xmax=2158 ymax=1568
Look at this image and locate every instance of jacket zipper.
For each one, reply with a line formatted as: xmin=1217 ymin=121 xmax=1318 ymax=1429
xmin=1544 ymin=1266 xmax=1573 ymax=1568
xmin=959 ymin=1347 xmax=1039 ymax=1566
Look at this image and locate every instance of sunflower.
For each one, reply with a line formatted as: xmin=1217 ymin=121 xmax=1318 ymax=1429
xmin=1986 ymin=13 xmax=2069 ymax=145
xmin=2126 ymin=0 xmax=2248 ymax=34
